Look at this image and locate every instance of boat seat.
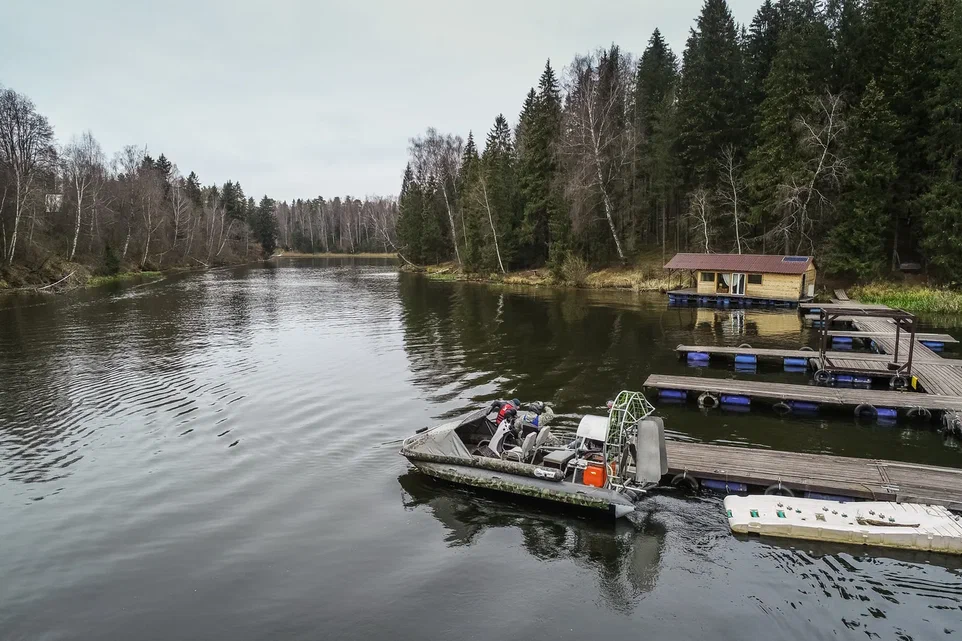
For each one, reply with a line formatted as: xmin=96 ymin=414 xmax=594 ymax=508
xmin=534 ymin=426 xmax=551 ymax=449
xmin=503 ymin=432 xmax=537 ymax=463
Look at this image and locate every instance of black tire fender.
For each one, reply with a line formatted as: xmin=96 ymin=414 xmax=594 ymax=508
xmin=671 ymin=472 xmax=700 ymax=492
xmin=697 ymin=392 xmax=719 ymax=409
xmin=854 ymin=403 xmax=877 ymax=418
xmin=764 ymin=482 xmax=794 ymax=497
xmin=814 ymin=369 xmax=832 ymax=384
xmin=906 ymin=406 xmax=931 ymax=421
xmin=773 ymin=401 xmax=792 ymax=416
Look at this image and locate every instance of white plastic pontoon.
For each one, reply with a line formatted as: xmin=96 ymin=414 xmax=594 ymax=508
xmin=725 ymin=495 xmax=962 ymax=554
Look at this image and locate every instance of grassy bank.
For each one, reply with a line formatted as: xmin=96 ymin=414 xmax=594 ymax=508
xmin=86 ymin=271 xmax=164 ymax=288
xmin=850 ymin=283 xmax=962 ymax=314
xmin=273 ymin=251 xmax=397 ymax=259
xmin=412 ymin=252 xmax=672 ymax=291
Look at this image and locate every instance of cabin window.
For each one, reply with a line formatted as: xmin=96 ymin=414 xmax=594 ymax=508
xmin=701 ymin=272 xmax=716 ymax=282
xmin=748 ymin=274 xmax=763 ymax=285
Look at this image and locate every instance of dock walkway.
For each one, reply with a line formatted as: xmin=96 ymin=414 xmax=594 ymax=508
xmin=673 ymin=344 xmax=955 ymax=364
xmin=644 ymin=374 xmax=962 ymax=412
xmin=666 ymin=441 xmax=962 ymax=511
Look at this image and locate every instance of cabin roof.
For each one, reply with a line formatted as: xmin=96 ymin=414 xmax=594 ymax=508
xmin=664 ymin=253 xmax=813 ymax=275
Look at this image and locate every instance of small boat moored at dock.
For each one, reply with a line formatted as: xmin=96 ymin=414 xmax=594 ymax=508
xmin=400 ymin=391 xmax=669 ymax=519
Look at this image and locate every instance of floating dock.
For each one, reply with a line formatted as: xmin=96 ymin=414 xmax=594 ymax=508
xmin=645 ymin=374 xmax=962 ymax=412
xmin=665 ymin=299 xmax=962 ymax=433
xmin=667 ymin=288 xmax=802 ymax=307
xmin=724 ymin=495 xmax=962 ymax=554
xmin=665 ymin=441 xmax=962 ymax=511
xmin=652 ymin=294 xmax=962 ymax=517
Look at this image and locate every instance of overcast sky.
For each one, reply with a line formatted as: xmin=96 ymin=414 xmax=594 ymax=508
xmin=1 ymin=0 xmax=764 ymax=201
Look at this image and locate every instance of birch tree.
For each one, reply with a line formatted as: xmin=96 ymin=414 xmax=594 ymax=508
xmin=686 ymin=189 xmax=714 ymax=253
xmin=0 ymin=87 xmax=57 ymax=264
xmin=776 ymin=92 xmax=846 ymax=254
xmin=561 ymin=48 xmax=633 ymax=262
xmin=717 ymin=145 xmax=746 ymax=253
xmin=62 ymin=131 xmax=104 ymax=260
xmin=409 ymin=129 xmax=464 ymax=266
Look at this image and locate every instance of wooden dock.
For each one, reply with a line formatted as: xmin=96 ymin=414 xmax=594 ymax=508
xmin=665 ymin=441 xmax=962 ymax=511
xmin=672 ymin=299 xmax=962 ymax=420
xmin=825 ymin=330 xmax=957 ymax=344
xmin=644 ymin=374 xmax=962 ymax=412
xmin=668 ymin=288 xmax=803 ymax=306
xmin=675 ymin=344 xmax=922 ymax=364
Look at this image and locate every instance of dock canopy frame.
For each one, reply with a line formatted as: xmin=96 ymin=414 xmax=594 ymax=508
xmin=815 ymin=306 xmax=918 ymax=381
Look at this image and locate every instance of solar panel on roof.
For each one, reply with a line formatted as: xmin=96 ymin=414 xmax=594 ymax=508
xmin=782 ymin=256 xmax=809 ymax=262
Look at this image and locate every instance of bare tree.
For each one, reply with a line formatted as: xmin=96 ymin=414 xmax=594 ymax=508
xmin=686 ymin=189 xmax=714 ymax=253
xmin=0 ymin=87 xmax=57 ymax=264
xmin=62 ymin=131 xmax=104 ymax=261
xmin=776 ymin=93 xmax=846 ymax=254
xmin=113 ymin=145 xmax=145 ymax=259
xmin=409 ymin=129 xmax=464 ymax=266
xmin=140 ymin=171 xmax=165 ymax=267
xmin=477 ymin=176 xmax=506 ymax=273
xmin=561 ymin=49 xmax=633 ymax=262
xmin=167 ymin=168 xmax=189 ymax=260
xmin=716 ymin=146 xmax=745 ymax=254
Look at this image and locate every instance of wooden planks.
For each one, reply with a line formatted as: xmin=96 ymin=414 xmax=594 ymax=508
xmin=674 ymin=344 xmax=928 ymax=365
xmin=800 ymin=302 xmax=891 ymax=311
xmin=826 ymin=330 xmax=957 ymax=343
xmin=833 ymin=289 xmax=850 ymax=301
xmin=676 ymin=345 xmax=818 ymax=360
xmin=665 ymin=441 xmax=962 ymax=510
xmin=644 ymin=374 xmax=962 ymax=411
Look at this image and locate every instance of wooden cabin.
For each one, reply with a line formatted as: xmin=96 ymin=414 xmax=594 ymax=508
xmin=665 ymin=253 xmax=816 ymax=304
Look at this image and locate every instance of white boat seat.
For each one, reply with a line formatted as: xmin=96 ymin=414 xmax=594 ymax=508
xmin=503 ymin=432 xmax=537 ymax=462
xmin=534 ymin=426 xmax=551 ymax=449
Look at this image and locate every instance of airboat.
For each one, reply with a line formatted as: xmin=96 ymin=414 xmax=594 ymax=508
xmin=399 ymin=391 xmax=668 ymax=519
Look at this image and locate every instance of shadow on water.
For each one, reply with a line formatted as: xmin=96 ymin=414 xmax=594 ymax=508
xmin=398 ymin=471 xmax=664 ymax=612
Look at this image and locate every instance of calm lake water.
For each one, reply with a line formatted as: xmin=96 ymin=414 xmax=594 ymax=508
xmin=2 ymin=258 xmax=961 ymax=641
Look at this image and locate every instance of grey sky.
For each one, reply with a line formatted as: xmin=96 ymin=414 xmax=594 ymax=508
xmin=1 ymin=1 xmax=764 ymax=201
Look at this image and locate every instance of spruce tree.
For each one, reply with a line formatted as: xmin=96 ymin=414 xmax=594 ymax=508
xmin=186 ymin=171 xmax=203 ymax=208
xmin=251 ymin=195 xmax=278 ymax=256
xmin=825 ymin=80 xmax=897 ymax=278
xmin=825 ymin=0 xmax=871 ymax=99
xmin=481 ymin=114 xmax=521 ymax=271
xmin=633 ymin=30 xmax=679 ymax=249
xmin=518 ymin=61 xmax=567 ymax=268
xmin=458 ymin=132 xmax=483 ymax=271
xmin=920 ymin=0 xmax=962 ymax=281
xmin=420 ymin=175 xmax=447 ymax=264
xmin=397 ymin=164 xmax=424 ymax=263
xmin=879 ymin=0 xmax=946 ymax=267
xmin=515 ymin=89 xmax=537 ymax=157
xmin=677 ymin=0 xmax=748 ymax=190
xmin=745 ymin=0 xmax=783 ymax=122
xmin=745 ymin=0 xmax=833 ymax=244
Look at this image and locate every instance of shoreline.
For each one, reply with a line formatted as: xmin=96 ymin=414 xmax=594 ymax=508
xmin=272 ymin=251 xmax=397 ymax=259
xmin=1 ymin=258 xmax=258 ymax=295
xmin=406 ymin=263 xmax=962 ymax=314
xmin=407 ymin=262 xmax=672 ymax=293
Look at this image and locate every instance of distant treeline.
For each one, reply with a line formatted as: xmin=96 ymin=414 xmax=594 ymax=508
xmin=0 ymin=86 xmax=398 ymax=281
xmin=395 ymin=0 xmax=962 ymax=283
